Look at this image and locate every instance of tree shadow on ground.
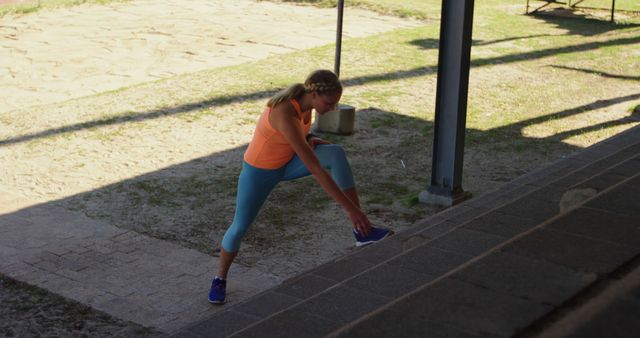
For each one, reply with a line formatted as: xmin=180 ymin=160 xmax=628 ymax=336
xmin=528 ymin=7 xmax=640 ymax=36
xmin=409 ymin=34 xmax=555 ymax=50
xmin=2 ymin=31 xmax=639 ymax=149
xmin=2 ymin=90 xmax=638 ymax=279
xmin=548 ymin=65 xmax=640 ymax=81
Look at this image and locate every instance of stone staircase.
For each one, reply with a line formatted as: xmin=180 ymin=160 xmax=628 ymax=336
xmin=168 ymin=125 xmax=640 ymax=338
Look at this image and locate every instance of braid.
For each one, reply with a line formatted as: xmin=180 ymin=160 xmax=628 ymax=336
xmin=304 ymin=82 xmax=339 ymax=93
xmin=304 ymin=69 xmax=342 ymax=95
xmin=266 ymin=69 xmax=342 ymax=107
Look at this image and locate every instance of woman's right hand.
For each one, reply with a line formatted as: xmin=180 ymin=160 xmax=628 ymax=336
xmin=348 ymin=207 xmax=372 ymax=237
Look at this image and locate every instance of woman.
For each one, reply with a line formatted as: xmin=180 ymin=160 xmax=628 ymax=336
xmin=209 ymin=69 xmax=391 ymax=304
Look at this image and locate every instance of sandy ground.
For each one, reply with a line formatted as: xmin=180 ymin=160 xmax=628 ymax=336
xmin=0 ymin=0 xmax=421 ymax=113
xmin=0 ymin=2 xmax=428 ymax=333
xmin=0 ymin=0 xmax=426 ymax=274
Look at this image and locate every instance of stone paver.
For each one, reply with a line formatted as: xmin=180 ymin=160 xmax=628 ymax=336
xmin=0 ymin=190 xmax=281 ymax=332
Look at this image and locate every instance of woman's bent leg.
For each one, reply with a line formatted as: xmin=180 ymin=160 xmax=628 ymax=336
xmin=283 ymin=144 xmax=355 ymax=190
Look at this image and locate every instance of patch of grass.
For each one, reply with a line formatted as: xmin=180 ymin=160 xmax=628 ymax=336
xmin=365 ymin=180 xmax=409 ymax=206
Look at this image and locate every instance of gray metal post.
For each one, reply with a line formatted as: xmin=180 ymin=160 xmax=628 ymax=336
xmin=611 ymin=0 xmax=616 ymax=22
xmin=419 ymin=0 xmax=475 ymax=207
xmin=335 ymin=0 xmax=344 ymax=78
xmin=315 ymin=0 xmax=356 ymax=135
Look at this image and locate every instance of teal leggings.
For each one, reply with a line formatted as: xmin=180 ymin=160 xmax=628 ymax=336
xmin=221 ymin=144 xmax=355 ymax=252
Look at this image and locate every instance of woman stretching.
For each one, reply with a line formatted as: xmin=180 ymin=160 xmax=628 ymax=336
xmin=209 ymin=69 xmax=391 ymax=304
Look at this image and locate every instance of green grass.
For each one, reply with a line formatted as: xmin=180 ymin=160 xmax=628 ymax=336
xmin=275 ymin=0 xmax=639 ymax=20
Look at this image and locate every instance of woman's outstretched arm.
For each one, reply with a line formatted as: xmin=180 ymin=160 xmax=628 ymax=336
xmin=270 ymin=104 xmax=371 ymax=235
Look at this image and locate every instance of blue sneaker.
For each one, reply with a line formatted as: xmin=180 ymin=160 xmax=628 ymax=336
xmin=208 ymin=277 xmax=226 ymax=304
xmin=353 ymin=227 xmax=392 ymax=247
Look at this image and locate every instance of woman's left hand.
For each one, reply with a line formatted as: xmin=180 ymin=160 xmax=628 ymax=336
xmin=308 ymin=136 xmax=330 ymax=148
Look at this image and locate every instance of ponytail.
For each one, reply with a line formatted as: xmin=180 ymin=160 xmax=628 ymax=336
xmin=266 ymin=69 xmax=342 ymax=108
xmin=267 ymin=83 xmax=305 ymax=107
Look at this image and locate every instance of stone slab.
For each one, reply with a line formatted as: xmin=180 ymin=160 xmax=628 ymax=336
xmin=178 ymin=310 xmax=259 ymax=338
xmin=238 ymin=309 xmax=339 ymax=338
xmin=336 ymin=314 xmax=484 ymax=338
xmin=546 ymin=207 xmax=640 ymax=248
xmin=345 ymin=263 xmax=436 ymax=298
xmin=273 ymin=274 xmax=336 ymax=300
xmin=232 ymin=291 xmax=300 ymax=319
xmin=497 ymin=197 xmax=560 ymax=224
xmin=584 ymin=185 xmax=640 ymax=219
xmin=310 ymin=257 xmax=376 ymax=283
xmin=462 ymin=211 xmax=538 ymax=237
xmin=363 ymin=278 xmax=553 ymax=337
xmin=427 ymin=228 xmax=506 ymax=257
xmin=451 ymin=251 xmax=597 ymax=305
xmin=502 ymin=228 xmax=638 ymax=274
xmin=387 ymin=245 xmax=471 ymax=276
xmin=293 ymin=284 xmax=391 ymax=326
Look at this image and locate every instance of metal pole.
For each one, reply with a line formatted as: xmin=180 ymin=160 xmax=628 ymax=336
xmin=335 ymin=0 xmax=344 ymax=78
xmin=419 ymin=0 xmax=475 ymax=207
xmin=611 ymin=0 xmax=616 ymax=22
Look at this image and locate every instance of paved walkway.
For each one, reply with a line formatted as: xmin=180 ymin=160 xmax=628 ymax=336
xmin=0 ymin=190 xmax=282 ymax=332
xmin=170 ymin=125 xmax=640 ymax=337
xmin=0 ymin=0 xmax=420 ymax=114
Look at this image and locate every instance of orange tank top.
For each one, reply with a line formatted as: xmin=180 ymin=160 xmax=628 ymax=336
xmin=244 ymin=99 xmax=311 ymax=169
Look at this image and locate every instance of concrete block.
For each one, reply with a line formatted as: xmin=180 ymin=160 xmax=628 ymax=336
xmin=585 ymin=185 xmax=640 ymax=219
xmin=239 ymin=308 xmax=338 ymax=338
xmin=572 ymin=171 xmax=628 ymax=193
xmin=311 ymin=257 xmax=375 ymax=282
xmin=380 ymin=220 xmax=455 ymax=252
xmin=379 ymin=278 xmax=553 ymax=337
xmin=275 ymin=274 xmax=336 ymax=299
xmin=629 ymin=175 xmax=640 ymax=191
xmin=567 ymin=298 xmax=640 ymax=338
xmin=497 ymin=197 xmax=560 ymax=223
xmin=452 ymin=251 xmax=596 ymax=305
xmin=294 ymin=284 xmax=390 ymax=326
xmin=414 ymin=220 xmax=459 ymax=240
xmin=345 ymin=263 xmax=436 ymax=298
xmin=428 ymin=228 xmax=506 ymax=257
xmin=348 ymin=241 xmax=402 ymax=264
xmin=502 ymin=228 xmax=637 ymax=274
xmin=336 ymin=310 xmax=485 ymax=338
xmin=233 ymin=291 xmax=300 ymax=319
xmin=527 ymin=185 xmax=569 ymax=203
xmin=462 ymin=211 xmax=537 ymax=237
xmin=314 ymin=104 xmax=356 ymax=135
xmin=388 ymin=245 xmax=470 ymax=276
xmin=546 ymin=207 xmax=640 ymax=248
xmin=608 ymin=158 xmax=640 ymax=177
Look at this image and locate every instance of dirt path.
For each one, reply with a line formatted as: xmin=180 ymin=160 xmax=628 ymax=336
xmin=0 ymin=0 xmax=421 ymax=113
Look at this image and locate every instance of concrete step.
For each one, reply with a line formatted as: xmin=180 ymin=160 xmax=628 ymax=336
xmin=167 ymin=125 xmax=640 ymax=338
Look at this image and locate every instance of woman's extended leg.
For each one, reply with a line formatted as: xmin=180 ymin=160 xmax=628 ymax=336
xmin=216 ymin=162 xmax=282 ymax=278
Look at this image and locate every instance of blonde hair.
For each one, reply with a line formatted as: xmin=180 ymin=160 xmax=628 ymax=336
xmin=267 ymin=69 xmax=342 ymax=107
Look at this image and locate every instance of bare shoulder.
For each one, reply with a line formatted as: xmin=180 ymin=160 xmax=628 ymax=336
xmin=270 ymin=100 xmax=298 ymax=125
